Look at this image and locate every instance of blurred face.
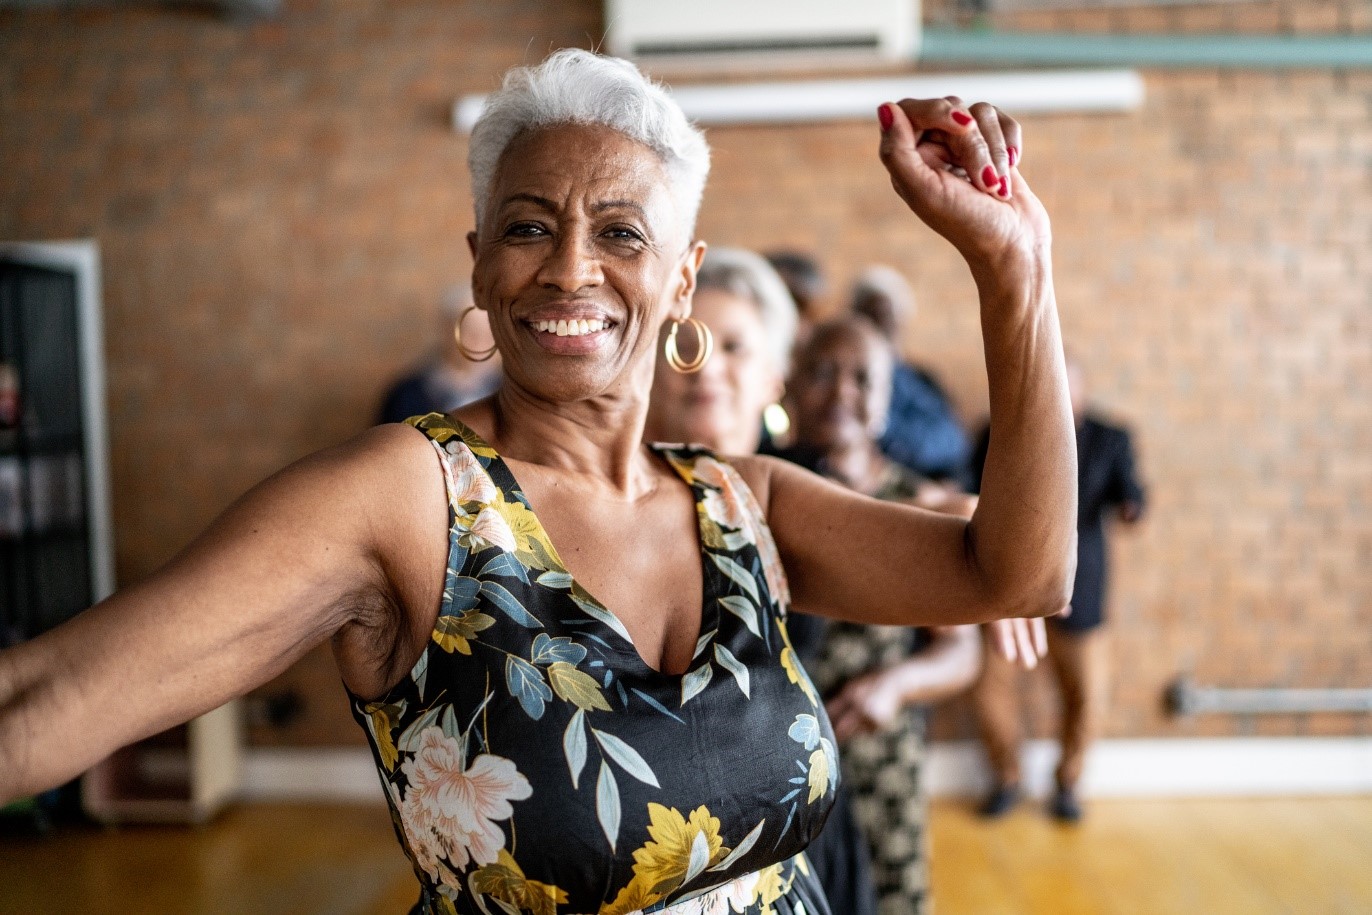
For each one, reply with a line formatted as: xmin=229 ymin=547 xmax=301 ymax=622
xmin=468 ymin=123 xmax=704 ymax=403
xmin=790 ymin=326 xmax=893 ymax=452
xmin=647 ymin=287 xmax=783 ymax=453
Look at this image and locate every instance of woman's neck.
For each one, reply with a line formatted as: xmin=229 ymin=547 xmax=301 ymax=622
xmin=471 ymin=382 xmax=658 ymax=496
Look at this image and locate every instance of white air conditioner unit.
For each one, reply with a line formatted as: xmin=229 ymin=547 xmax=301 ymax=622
xmin=604 ymin=0 xmax=920 ymax=72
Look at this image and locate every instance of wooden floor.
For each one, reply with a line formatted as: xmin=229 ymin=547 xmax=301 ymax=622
xmin=2 ymin=797 xmax=1369 ymax=914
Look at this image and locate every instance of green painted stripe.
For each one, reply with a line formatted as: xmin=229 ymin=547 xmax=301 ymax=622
xmin=921 ymin=29 xmax=1372 ymax=68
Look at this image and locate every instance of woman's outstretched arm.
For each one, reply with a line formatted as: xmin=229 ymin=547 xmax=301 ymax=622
xmin=741 ymin=98 xmax=1076 ymax=628
xmin=0 ymin=424 xmax=448 ymax=804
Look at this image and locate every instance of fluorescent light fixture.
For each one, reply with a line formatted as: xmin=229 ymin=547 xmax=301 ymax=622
xmin=452 ymin=69 xmax=1144 ymax=133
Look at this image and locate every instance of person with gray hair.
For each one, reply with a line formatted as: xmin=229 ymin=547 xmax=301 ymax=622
xmin=0 ymin=48 xmax=1075 ymax=915
xmin=645 ymin=245 xmax=798 ymax=455
xmin=850 ymin=265 xmax=972 ymax=481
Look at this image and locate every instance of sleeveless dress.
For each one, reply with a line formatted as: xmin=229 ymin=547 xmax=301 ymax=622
xmin=349 ymin=414 xmax=838 ymax=915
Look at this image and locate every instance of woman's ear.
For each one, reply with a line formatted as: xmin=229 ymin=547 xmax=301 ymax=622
xmin=672 ymin=240 xmax=708 ymax=320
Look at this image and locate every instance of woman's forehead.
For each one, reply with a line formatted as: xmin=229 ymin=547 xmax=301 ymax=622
xmin=492 ymin=123 xmax=676 ymax=218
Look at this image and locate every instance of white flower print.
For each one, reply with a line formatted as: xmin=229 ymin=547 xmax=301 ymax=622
xmin=445 ymin=440 xmax=498 ymax=507
xmin=466 ymin=505 xmax=517 ymax=552
xmin=398 ymin=728 xmax=532 ymax=883
xmin=695 ymin=457 xmax=754 ymax=539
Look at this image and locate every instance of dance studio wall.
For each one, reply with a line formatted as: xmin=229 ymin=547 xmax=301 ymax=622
xmin=0 ymin=0 xmax=1366 ymax=748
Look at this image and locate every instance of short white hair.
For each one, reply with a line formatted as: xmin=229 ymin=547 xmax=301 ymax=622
xmin=469 ymin=49 xmax=711 ymax=238
xmin=696 ymin=247 xmax=799 ymax=375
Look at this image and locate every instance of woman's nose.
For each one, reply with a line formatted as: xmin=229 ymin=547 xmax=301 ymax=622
xmin=537 ymin=231 xmax=603 ymax=292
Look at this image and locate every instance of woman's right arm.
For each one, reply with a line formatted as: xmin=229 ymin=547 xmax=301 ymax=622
xmin=0 ymin=423 xmax=448 ymax=804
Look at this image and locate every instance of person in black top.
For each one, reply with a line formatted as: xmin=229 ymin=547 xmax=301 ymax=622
xmin=967 ymin=357 xmax=1146 ymax=821
xmin=376 ymin=284 xmax=502 ymax=424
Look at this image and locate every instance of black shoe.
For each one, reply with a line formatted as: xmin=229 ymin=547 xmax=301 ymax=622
xmin=1050 ymin=785 xmax=1083 ymax=823
xmin=977 ymin=783 xmax=1020 ymax=819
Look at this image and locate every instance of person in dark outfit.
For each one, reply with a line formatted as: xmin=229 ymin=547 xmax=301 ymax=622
xmin=968 ymin=358 xmax=1146 ymax=821
xmin=850 ymin=265 xmax=971 ymax=481
xmin=377 ymin=284 xmax=502 ymax=424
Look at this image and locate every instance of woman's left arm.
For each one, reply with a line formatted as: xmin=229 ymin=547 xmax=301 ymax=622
xmin=735 ymin=97 xmax=1076 ymax=629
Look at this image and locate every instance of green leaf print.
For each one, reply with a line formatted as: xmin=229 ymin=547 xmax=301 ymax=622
xmin=478 ymin=552 xmax=530 ymax=585
xmin=713 ymin=644 xmax=751 ymax=698
xmin=536 ymin=570 xmax=573 ymax=589
xmin=718 ymin=595 xmax=761 ymax=639
xmin=596 ymin=761 xmax=621 ymax=852
xmin=397 ymin=705 xmax=446 ymax=753
xmin=592 ymin=729 xmax=660 ymax=788
xmin=788 ymin=714 xmax=821 ymax=751
xmin=709 ymin=818 xmax=766 ymax=873
xmin=680 ymin=662 xmax=713 ymax=706
xmin=571 ymin=594 xmax=634 ymax=644
xmin=710 ymin=553 xmax=760 ymax=605
xmin=684 ymin=830 xmax=711 ymax=885
xmin=530 ymin=632 xmax=588 ymax=666
xmin=506 ymin=655 xmax=552 ymax=720
xmin=563 ymin=710 xmax=587 ymax=789
xmin=481 ymin=581 xmax=543 ymax=629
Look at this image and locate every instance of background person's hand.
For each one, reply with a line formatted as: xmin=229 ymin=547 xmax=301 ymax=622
xmin=878 ymin=98 xmax=1051 ymax=270
xmin=985 ymin=616 xmax=1050 ymax=669
xmin=825 ymin=669 xmax=904 ymax=741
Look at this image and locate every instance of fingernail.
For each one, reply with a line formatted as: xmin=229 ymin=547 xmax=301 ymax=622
xmin=877 ymin=104 xmax=893 ymax=132
xmin=1007 ymin=146 xmax=1019 ymax=168
xmin=998 ymin=175 xmax=1010 ymax=198
xmin=951 ymin=110 xmax=973 ymax=126
xmin=981 ymin=165 xmax=998 ymax=187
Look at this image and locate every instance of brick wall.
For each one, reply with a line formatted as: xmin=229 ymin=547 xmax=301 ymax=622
xmin=1 ymin=0 xmax=1367 ymax=747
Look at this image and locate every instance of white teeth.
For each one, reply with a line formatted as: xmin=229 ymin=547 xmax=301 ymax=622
xmin=534 ymin=318 xmax=606 ymax=336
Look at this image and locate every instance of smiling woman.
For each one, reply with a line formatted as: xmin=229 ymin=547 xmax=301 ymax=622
xmin=0 ymin=48 xmax=1076 ymax=915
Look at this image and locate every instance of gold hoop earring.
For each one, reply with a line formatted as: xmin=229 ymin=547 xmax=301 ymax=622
xmin=455 ymin=306 xmax=498 ymax=362
xmin=664 ymin=317 xmax=713 ymax=374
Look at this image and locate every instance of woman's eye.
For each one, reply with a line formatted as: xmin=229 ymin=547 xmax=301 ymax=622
xmin=603 ymin=226 xmax=645 ymax=242
xmin=504 ymin=222 xmax=547 ymax=239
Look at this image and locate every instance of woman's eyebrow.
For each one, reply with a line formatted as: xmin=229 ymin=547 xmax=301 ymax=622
xmin=499 ymin=192 xmax=558 ymax=212
xmin=591 ymin=200 xmax=647 ymax=218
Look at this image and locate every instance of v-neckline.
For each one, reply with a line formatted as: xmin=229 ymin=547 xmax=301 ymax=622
xmin=452 ymin=418 xmax=720 ymax=679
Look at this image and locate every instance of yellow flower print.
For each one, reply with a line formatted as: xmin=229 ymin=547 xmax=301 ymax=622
xmin=363 ymin=701 xmax=403 ymax=771
xmin=488 ymin=489 xmax=546 ymax=556
xmin=462 ymin=505 xmax=517 ymax=553
xmin=469 ymin=849 xmax=570 ymax=915
xmin=601 ymin=876 xmax=663 ymax=915
xmin=806 ymin=748 xmax=829 ymax=804
xmin=751 ymin=861 xmax=792 ymax=915
xmin=777 ymin=620 xmax=819 ymax=707
xmin=631 ymin=803 xmax=732 ymax=897
xmin=433 ymin=608 xmax=496 ymax=655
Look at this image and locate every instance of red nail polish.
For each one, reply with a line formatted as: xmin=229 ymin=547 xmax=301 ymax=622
xmin=951 ymin=110 xmax=973 ymax=126
xmin=981 ymin=165 xmax=998 ymax=187
xmin=877 ymin=104 xmax=893 ymax=132
xmin=1007 ymin=146 xmax=1019 ymax=168
xmin=998 ymin=175 xmax=1010 ymax=197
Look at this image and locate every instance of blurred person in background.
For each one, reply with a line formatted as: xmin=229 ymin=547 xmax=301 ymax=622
xmin=968 ymin=356 xmax=1146 ymax=822
xmin=777 ymin=314 xmax=992 ymax=915
xmin=377 ymin=282 xmax=502 ymax=423
xmin=645 ymin=246 xmax=796 ymax=456
xmin=764 ymin=250 xmax=827 ymax=346
xmin=851 ymin=265 xmax=970 ymax=482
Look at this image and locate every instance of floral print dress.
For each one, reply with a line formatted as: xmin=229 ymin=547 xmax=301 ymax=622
xmin=350 ymin=414 xmax=838 ymax=915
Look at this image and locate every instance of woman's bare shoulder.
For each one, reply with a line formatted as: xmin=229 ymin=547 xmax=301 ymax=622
xmin=725 ymin=452 xmax=827 ymax=516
